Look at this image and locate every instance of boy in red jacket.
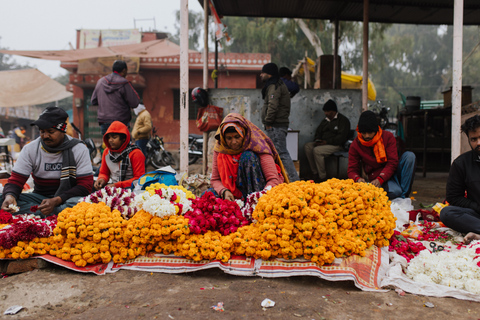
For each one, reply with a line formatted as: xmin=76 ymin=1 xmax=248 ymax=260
xmin=94 ymin=121 xmax=145 ymax=190
xmin=347 ymin=111 xmax=416 ymax=199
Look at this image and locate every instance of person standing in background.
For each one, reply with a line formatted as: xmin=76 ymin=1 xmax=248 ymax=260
xmin=279 ymin=67 xmax=300 ymax=98
xmin=91 ymin=60 xmax=140 ymax=136
xmin=132 ymin=103 xmax=152 ymax=157
xmin=260 ymin=62 xmax=299 ymax=182
xmin=11 ymin=125 xmax=26 ymax=160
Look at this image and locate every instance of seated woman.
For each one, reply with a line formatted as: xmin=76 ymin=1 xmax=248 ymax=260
xmin=94 ymin=121 xmax=145 ymax=190
xmin=211 ymin=113 xmax=289 ymax=201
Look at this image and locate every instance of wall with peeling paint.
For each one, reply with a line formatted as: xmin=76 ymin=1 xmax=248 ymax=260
xmin=210 ymin=89 xmax=363 ymax=178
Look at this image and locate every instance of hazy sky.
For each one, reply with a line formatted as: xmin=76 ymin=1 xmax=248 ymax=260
xmin=0 ymin=0 xmax=203 ymax=77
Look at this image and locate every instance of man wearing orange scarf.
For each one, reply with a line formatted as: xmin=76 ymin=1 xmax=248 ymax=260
xmin=347 ymin=111 xmax=416 ymax=199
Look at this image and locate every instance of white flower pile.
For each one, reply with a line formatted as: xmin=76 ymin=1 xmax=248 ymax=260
xmin=135 ymin=192 xmax=176 ymax=218
xmin=134 ymin=186 xmax=193 ymax=218
xmin=406 ymin=240 xmax=480 ymax=294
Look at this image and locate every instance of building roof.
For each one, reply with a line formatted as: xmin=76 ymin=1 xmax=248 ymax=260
xmin=0 ymin=69 xmax=72 ymax=108
xmin=0 ymin=39 xmax=192 ymax=62
xmin=205 ymin=0 xmax=480 ymax=25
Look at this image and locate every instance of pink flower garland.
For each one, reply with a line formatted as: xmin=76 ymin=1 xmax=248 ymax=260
xmin=0 ymin=213 xmax=57 ymax=249
xmin=185 ymin=192 xmax=250 ymax=235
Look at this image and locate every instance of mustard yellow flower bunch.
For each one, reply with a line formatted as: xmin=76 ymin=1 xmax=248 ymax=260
xmin=48 ymin=202 xmax=130 ymax=266
xmin=145 ymin=183 xmax=196 ymax=200
xmin=244 ymin=179 xmax=395 ymax=265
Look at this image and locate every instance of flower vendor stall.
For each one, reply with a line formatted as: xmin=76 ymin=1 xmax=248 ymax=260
xmin=1 ymin=180 xmax=480 ymax=302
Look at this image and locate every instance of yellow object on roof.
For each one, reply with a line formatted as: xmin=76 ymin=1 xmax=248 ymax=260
xmin=341 ymin=72 xmax=377 ymax=101
xmin=296 ymin=57 xmax=316 ymax=75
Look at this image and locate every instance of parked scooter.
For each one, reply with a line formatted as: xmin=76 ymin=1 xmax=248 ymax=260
xmin=146 ymin=127 xmax=177 ymax=169
xmin=188 ymin=134 xmax=203 ymax=164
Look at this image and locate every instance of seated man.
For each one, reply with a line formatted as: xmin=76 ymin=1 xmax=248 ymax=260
xmin=304 ymin=99 xmax=351 ymax=182
xmin=94 ymin=121 xmax=145 ymax=190
xmin=1 ymin=107 xmax=93 ymax=216
xmin=347 ymin=110 xmax=416 ymax=199
xmin=440 ymin=115 xmax=480 ymax=243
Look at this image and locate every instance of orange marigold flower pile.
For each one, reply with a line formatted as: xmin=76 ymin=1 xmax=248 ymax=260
xmin=220 ymin=179 xmax=396 ymax=266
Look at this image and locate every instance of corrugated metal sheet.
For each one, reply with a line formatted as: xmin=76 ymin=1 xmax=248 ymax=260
xmin=205 ymin=0 xmax=480 ymax=25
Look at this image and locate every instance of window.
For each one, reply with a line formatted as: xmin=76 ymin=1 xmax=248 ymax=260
xmin=172 ymin=89 xmax=201 ymax=120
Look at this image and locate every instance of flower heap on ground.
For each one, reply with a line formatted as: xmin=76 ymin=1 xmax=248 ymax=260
xmin=81 ymin=186 xmax=136 ymax=219
xmin=388 ymin=230 xmax=426 ymax=262
xmin=0 ymin=210 xmax=57 ymax=259
xmin=185 ymin=191 xmax=250 ymax=235
xmin=135 ymin=183 xmax=195 ymax=217
xmin=407 ymin=240 xmax=480 ymax=294
xmin=224 ymin=179 xmax=396 ymax=265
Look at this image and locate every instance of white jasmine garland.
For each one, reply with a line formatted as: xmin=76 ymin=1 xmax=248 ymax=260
xmin=135 ymin=192 xmax=176 ymax=217
xmin=406 ymin=240 xmax=480 ymax=294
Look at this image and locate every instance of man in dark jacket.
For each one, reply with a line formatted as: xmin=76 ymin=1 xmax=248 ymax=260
xmin=261 ymin=62 xmax=299 ymax=182
xmin=347 ymin=110 xmax=415 ymax=199
xmin=441 ymin=115 xmax=480 ymax=243
xmin=279 ymin=67 xmax=300 ymax=98
xmin=91 ymin=60 xmax=140 ymax=136
xmin=304 ymin=99 xmax=350 ymax=182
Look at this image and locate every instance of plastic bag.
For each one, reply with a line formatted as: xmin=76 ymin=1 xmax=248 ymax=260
xmin=390 ymin=198 xmax=414 ymax=231
xmin=196 ymin=105 xmax=223 ymax=132
xmin=135 ymin=166 xmax=178 ymax=190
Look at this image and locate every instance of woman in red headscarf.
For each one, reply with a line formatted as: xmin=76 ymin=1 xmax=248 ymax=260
xmin=210 ymin=113 xmax=289 ymax=201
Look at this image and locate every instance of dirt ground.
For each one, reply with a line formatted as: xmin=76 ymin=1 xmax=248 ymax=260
xmin=2 ymin=170 xmax=477 ymax=320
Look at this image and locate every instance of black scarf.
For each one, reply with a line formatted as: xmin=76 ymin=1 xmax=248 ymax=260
xmin=261 ymin=76 xmax=280 ymax=99
xmin=41 ymin=136 xmax=82 ymax=197
xmin=109 ymin=144 xmax=139 ymax=181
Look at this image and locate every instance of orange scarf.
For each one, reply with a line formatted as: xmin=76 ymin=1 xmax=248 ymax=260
xmin=356 ymin=127 xmax=387 ymax=163
xmin=217 ymin=153 xmax=243 ymax=199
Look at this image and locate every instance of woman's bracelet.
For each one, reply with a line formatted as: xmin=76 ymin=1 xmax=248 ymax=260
xmin=221 ymin=189 xmax=228 ymax=199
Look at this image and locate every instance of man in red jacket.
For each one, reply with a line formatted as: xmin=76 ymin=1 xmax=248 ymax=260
xmin=347 ymin=110 xmax=416 ymax=199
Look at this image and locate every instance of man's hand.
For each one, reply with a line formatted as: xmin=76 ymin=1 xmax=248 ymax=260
xmin=370 ymin=179 xmax=382 ymax=188
xmin=314 ymin=140 xmax=327 ymax=146
xmin=38 ymin=196 xmax=62 ymax=216
xmin=1 ymin=194 xmax=17 ymax=213
xmin=94 ymin=178 xmax=107 ymax=190
xmin=223 ymin=190 xmax=235 ymax=201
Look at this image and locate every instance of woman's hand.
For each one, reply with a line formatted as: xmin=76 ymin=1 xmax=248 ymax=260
xmin=222 ymin=190 xmax=235 ymax=201
xmin=370 ymin=179 xmax=382 ymax=188
xmin=356 ymin=178 xmax=366 ymax=183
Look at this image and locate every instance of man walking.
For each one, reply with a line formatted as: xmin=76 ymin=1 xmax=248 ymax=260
xmin=91 ymin=60 xmax=140 ymax=136
xmin=260 ymin=62 xmax=299 ymax=182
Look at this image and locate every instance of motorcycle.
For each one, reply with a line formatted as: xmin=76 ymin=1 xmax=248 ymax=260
xmin=370 ymin=100 xmax=398 ymax=136
xmin=146 ymin=127 xmax=177 ymax=169
xmin=188 ymin=134 xmax=203 ymax=164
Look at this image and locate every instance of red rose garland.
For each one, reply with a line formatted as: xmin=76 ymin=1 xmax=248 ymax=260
xmin=185 ymin=192 xmax=250 ymax=235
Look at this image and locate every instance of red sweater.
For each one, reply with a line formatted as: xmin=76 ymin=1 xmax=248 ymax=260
xmin=98 ymin=121 xmax=145 ymax=188
xmin=347 ymin=130 xmax=398 ymax=184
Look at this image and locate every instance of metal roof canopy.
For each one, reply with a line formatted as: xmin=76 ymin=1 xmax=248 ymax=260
xmin=205 ymin=0 xmax=480 ymax=25
xmin=198 ymin=0 xmax=467 ymax=167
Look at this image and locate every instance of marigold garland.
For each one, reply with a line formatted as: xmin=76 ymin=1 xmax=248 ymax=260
xmin=0 ymin=179 xmax=396 ymax=267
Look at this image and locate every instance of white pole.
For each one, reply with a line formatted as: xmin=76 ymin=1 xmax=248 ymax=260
xmin=451 ymin=0 xmax=464 ymax=163
xmin=180 ymin=0 xmax=189 ymax=174
xmin=202 ymin=0 xmax=209 ymax=175
xmin=362 ymin=0 xmax=369 ymax=111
